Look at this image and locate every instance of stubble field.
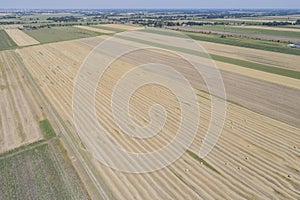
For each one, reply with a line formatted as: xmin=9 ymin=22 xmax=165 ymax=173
xmin=0 ymin=51 xmax=44 ymax=153
xmin=4 ymin=29 xmax=40 ymax=47
xmin=99 ymin=24 xmax=144 ymax=30
xmin=74 ymin=26 xmax=115 ymax=34
xmin=16 ymin=34 xmax=300 ymax=199
xmin=198 ymin=40 xmax=300 ymax=72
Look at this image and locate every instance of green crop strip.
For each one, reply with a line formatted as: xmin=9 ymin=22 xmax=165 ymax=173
xmin=186 ymin=150 xmax=221 ymax=175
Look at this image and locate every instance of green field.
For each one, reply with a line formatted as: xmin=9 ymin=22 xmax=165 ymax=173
xmin=0 ymin=30 xmax=18 ymax=50
xmin=23 ymin=26 xmax=102 ymax=43
xmin=0 ymin=141 xmax=89 ymax=199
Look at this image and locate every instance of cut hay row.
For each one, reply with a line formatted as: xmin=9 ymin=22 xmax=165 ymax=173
xmin=17 ymin=39 xmax=300 ymax=199
xmin=74 ymin=25 xmax=115 ymax=34
xmin=4 ymin=29 xmax=40 ymax=47
xmin=0 ymin=51 xmax=44 ymax=153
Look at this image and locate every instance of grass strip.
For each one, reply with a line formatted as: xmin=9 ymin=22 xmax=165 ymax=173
xmin=39 ymin=119 xmax=56 ymax=139
xmin=0 ymin=140 xmax=46 ymax=159
xmin=186 ymin=150 xmax=221 ymax=175
xmin=0 ymin=30 xmax=18 ymax=51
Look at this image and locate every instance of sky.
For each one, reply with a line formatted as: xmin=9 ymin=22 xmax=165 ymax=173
xmin=0 ymin=0 xmax=300 ymax=9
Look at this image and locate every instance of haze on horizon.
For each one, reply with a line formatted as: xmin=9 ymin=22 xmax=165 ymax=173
xmin=0 ymin=0 xmax=300 ymax=9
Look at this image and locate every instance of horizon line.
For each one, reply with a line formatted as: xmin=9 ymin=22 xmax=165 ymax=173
xmin=1 ymin=8 xmax=300 ymax=10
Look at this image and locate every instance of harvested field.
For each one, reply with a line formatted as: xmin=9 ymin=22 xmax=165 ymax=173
xmin=4 ymin=29 xmax=40 ymax=46
xmin=76 ymin=35 xmax=110 ymax=47
xmin=92 ymin=25 xmax=124 ymax=33
xmin=0 ymin=141 xmax=89 ymax=199
xmin=0 ymin=51 xmax=45 ymax=153
xmin=213 ymin=60 xmax=300 ymax=90
xmin=113 ymin=31 xmax=300 ymax=125
xmin=74 ymin=25 xmax=115 ymax=34
xmin=17 ymin=35 xmax=300 ymax=199
xmin=0 ymin=24 xmax=21 ymax=29
xmin=198 ymin=40 xmax=300 ymax=72
xmin=100 ymin=24 xmax=144 ymax=30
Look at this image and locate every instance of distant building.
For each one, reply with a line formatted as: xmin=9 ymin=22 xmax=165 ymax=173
xmin=288 ymin=43 xmax=300 ymax=48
